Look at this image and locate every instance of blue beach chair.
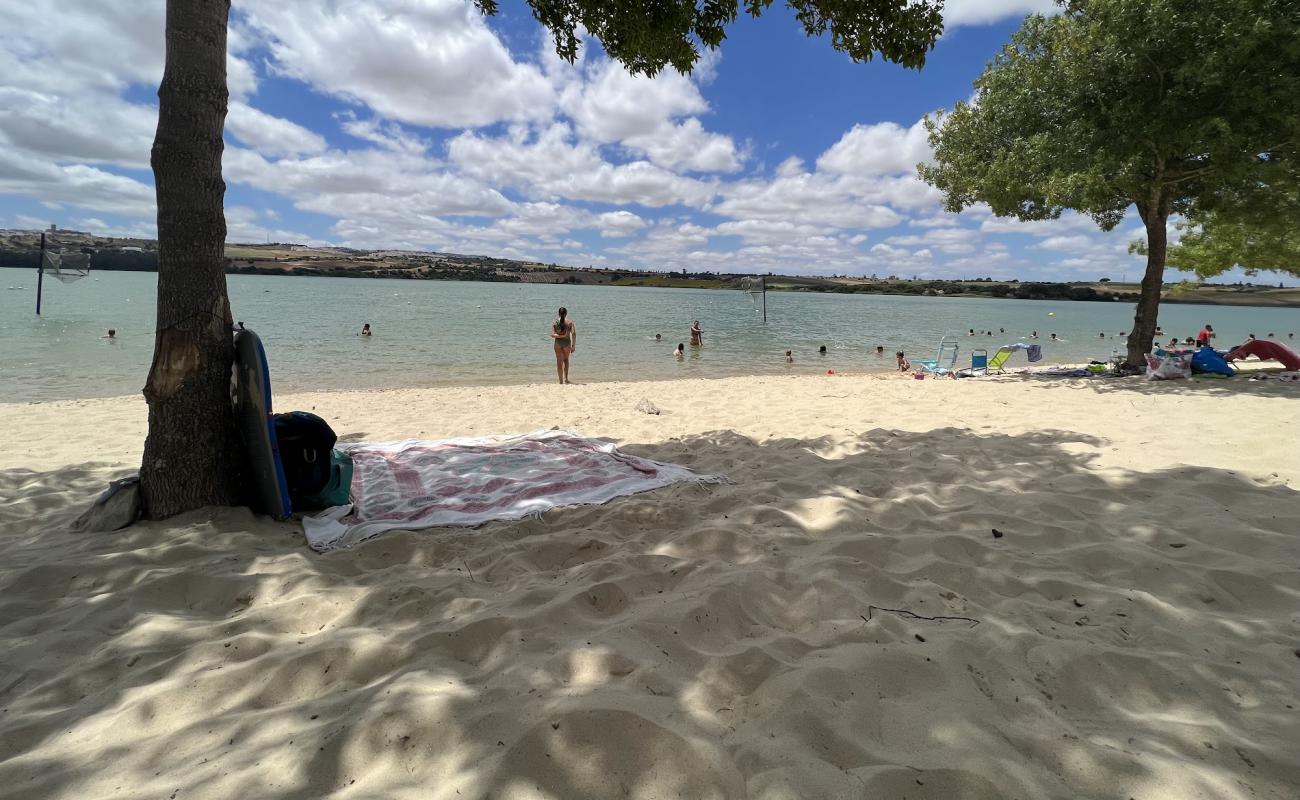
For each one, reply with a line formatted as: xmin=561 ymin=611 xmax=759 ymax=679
xmin=914 ymin=335 xmax=960 ymax=376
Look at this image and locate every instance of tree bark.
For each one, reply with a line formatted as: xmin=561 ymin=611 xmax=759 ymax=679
xmin=1124 ymin=195 xmax=1171 ymax=367
xmin=140 ymin=0 xmax=242 ymax=519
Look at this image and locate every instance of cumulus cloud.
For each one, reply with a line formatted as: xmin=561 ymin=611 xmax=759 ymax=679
xmin=448 ymin=123 xmax=716 ymax=208
xmin=227 ymin=102 xmax=328 ymax=157
xmin=559 ymin=59 xmax=741 ymax=172
xmin=943 ymin=0 xmax=1058 ymax=27
xmin=238 ymin=0 xmax=554 ymax=128
xmin=816 ymin=121 xmax=931 ymax=176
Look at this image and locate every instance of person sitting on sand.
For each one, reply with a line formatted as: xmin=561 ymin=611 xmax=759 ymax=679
xmin=690 ymin=320 xmax=703 ymax=346
xmin=673 ymin=343 xmax=684 ymax=359
xmin=785 ymin=350 xmax=794 ymax=363
xmin=896 ymin=351 xmax=910 ymax=371
xmin=360 ymin=323 xmax=372 ymax=336
xmin=550 ymin=307 xmax=576 ymax=384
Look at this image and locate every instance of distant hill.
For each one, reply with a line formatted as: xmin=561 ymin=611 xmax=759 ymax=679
xmin=1 ymin=229 xmax=1295 ymax=306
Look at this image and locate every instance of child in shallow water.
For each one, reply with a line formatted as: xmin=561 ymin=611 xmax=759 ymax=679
xmin=673 ymin=343 xmax=684 ymax=359
xmin=785 ymin=350 xmax=794 ymax=363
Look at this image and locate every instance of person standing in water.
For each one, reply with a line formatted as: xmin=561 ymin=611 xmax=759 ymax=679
xmin=550 ymin=307 xmax=576 ymax=384
xmin=360 ymin=323 xmax=372 ymax=336
xmin=690 ymin=320 xmax=703 ymax=346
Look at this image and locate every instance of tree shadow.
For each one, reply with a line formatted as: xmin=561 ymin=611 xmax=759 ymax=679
xmin=994 ymin=371 xmax=1300 ymax=398
xmin=1 ymin=427 xmax=1298 ymax=798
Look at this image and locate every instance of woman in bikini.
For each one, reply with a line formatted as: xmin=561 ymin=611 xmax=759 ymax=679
xmin=690 ymin=320 xmax=703 ymax=346
xmin=550 ymin=306 xmax=576 ymax=384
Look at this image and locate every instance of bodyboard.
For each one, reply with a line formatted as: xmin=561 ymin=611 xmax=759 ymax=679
xmin=233 ymin=328 xmax=292 ymax=519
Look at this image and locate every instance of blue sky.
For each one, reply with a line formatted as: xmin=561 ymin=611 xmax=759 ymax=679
xmin=0 ymin=0 xmax=1290 ymax=284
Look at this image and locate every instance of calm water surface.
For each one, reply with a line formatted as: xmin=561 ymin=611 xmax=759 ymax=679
xmin=3 ymin=267 xmax=1298 ymax=402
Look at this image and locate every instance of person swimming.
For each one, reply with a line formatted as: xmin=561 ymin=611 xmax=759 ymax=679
xmin=360 ymin=323 xmax=372 ymax=336
xmin=655 ymin=333 xmax=662 ymax=342
xmin=550 ymin=306 xmax=576 ymax=384
xmin=1030 ymin=330 xmax=1038 ymax=339
xmin=875 ymin=345 xmax=885 ymax=356
xmin=690 ymin=320 xmax=703 ymax=346
xmin=102 ymin=328 xmax=116 ymax=339
xmin=818 ymin=345 xmax=827 ymax=355
xmin=968 ymin=329 xmax=975 ymax=336
xmin=1050 ymin=333 xmax=1058 ymax=340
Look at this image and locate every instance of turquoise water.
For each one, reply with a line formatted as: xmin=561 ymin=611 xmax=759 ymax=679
xmin=3 ymin=267 xmax=1298 ymax=402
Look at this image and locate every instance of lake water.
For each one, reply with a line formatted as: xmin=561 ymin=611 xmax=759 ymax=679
xmin=4 ymin=267 xmax=1298 ymax=403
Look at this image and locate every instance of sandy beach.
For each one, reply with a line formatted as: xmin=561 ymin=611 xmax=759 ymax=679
xmin=1 ymin=373 xmax=1298 ymax=799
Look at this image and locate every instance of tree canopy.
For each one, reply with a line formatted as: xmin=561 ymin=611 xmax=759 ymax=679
xmin=918 ymin=0 xmax=1300 ymax=364
xmin=1163 ymin=157 xmax=1300 ymax=278
xmin=481 ymin=0 xmax=945 ymax=74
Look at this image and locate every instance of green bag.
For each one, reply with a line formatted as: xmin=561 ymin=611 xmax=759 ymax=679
xmin=296 ymin=449 xmax=353 ymax=511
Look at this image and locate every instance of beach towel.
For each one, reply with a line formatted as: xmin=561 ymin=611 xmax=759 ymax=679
xmin=303 ymin=430 xmax=721 ymax=551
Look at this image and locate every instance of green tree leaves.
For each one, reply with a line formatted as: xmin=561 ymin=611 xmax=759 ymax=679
xmin=475 ymin=0 xmax=945 ymax=77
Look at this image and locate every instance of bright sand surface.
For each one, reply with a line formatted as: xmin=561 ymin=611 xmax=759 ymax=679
xmin=2 ymin=373 xmax=1299 ymax=799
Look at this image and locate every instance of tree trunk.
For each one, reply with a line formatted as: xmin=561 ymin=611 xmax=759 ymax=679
xmin=1124 ymin=197 xmax=1171 ymax=367
xmin=140 ymin=0 xmax=242 ymax=519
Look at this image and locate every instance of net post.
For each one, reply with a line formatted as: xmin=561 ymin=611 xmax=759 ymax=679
xmin=762 ymin=285 xmax=766 ymax=323
xmin=36 ymin=232 xmax=45 ymax=316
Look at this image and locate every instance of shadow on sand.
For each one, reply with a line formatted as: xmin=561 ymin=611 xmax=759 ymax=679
xmin=1 ymin=427 xmax=1298 ymax=798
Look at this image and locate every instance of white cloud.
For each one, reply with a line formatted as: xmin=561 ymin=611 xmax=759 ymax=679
xmin=559 ymin=58 xmax=741 ymax=172
xmin=943 ymin=0 xmax=1057 ymax=27
xmin=227 ymin=102 xmax=327 ymax=157
xmin=816 ymin=120 xmax=931 ymax=177
xmin=596 ymin=211 xmax=648 ymax=238
xmin=337 ymin=114 xmax=428 ymax=155
xmin=448 ymin=124 xmax=716 ymax=208
xmin=239 ymin=0 xmax=554 ymax=129
xmin=0 ymin=87 xmax=156 ymax=169
xmin=0 ymin=150 xmax=155 ymax=216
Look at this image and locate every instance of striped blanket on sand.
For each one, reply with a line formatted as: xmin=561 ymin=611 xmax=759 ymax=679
xmin=303 ymin=430 xmax=720 ymax=552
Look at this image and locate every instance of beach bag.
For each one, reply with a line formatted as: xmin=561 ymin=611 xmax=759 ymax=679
xmin=273 ymin=411 xmax=339 ymax=505
xmin=1146 ymin=352 xmax=1192 ymax=380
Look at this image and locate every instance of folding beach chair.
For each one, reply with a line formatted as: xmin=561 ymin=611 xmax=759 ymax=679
xmin=971 ymin=348 xmax=988 ymax=375
xmin=986 ymin=346 xmax=1016 ymax=373
xmin=914 ymin=335 xmax=960 ymax=376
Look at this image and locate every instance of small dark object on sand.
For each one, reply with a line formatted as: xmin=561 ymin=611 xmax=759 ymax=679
xmin=991 ymin=528 xmax=1004 ymax=538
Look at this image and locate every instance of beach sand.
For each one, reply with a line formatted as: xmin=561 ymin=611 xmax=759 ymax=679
xmin=1 ymin=373 xmax=1298 ymax=799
